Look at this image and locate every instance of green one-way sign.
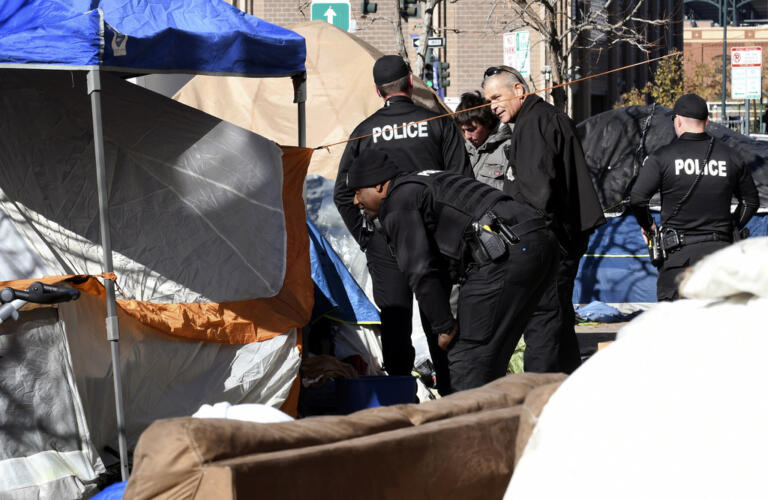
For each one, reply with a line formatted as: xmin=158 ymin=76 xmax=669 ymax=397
xmin=311 ymin=1 xmax=351 ymax=32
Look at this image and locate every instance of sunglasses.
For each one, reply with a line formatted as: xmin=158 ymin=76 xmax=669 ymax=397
xmin=483 ymin=66 xmax=513 ymax=79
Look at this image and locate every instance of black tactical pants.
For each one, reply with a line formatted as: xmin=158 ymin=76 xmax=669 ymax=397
xmin=522 ymin=232 xmax=590 ymax=374
xmin=448 ymin=230 xmax=558 ymax=392
xmin=365 ymin=232 xmax=452 ymax=394
xmin=657 ymin=241 xmax=729 ymax=301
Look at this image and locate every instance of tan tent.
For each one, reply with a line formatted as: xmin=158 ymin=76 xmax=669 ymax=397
xmin=174 ymin=20 xmax=450 ymax=180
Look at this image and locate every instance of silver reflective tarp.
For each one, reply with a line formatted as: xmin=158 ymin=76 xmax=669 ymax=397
xmin=0 ymin=69 xmax=301 ymax=498
xmin=0 ymin=69 xmax=286 ymax=303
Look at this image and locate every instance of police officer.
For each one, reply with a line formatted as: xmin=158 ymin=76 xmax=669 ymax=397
xmin=334 ymin=55 xmax=471 ymax=393
xmin=347 ymin=149 xmax=558 ymax=392
xmin=482 ymin=65 xmax=605 ymax=374
xmin=630 ymin=93 xmax=759 ymax=301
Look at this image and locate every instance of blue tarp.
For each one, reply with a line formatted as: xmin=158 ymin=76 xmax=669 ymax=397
xmin=91 ymin=481 xmax=126 ymax=500
xmin=0 ymin=0 xmax=305 ymax=76
xmin=308 ymin=220 xmax=380 ymax=325
xmin=574 ymin=301 xmax=640 ymax=323
xmin=574 ymin=213 xmax=768 ymax=303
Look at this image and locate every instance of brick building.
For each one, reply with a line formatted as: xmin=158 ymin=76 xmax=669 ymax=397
xmin=684 ymin=21 xmax=768 ymax=67
xmin=230 ymin=0 xmax=680 ymax=121
xmin=233 ymin=0 xmax=529 ymax=101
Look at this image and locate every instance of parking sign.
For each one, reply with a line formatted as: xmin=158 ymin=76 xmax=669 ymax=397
xmin=503 ymin=32 xmax=530 ymax=78
xmin=731 ymin=46 xmax=762 ymax=100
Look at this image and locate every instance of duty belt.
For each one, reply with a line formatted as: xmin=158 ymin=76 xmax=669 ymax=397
xmin=662 ymin=227 xmax=732 ymax=253
xmin=466 ymin=215 xmax=549 ymax=266
xmin=679 ymin=232 xmax=732 ymax=246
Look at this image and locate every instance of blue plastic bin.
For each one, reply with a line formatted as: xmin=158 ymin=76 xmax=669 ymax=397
xmin=336 ymin=375 xmax=417 ymax=414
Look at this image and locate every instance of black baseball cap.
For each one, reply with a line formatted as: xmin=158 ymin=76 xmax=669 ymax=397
xmin=373 ymin=55 xmax=411 ymax=86
xmin=673 ymin=93 xmax=709 ymax=120
xmin=347 ymin=149 xmax=400 ymax=189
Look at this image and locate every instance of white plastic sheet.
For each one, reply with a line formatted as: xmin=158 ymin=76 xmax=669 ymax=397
xmin=507 ymin=238 xmax=768 ymax=500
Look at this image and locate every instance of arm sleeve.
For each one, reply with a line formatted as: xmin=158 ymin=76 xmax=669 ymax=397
xmin=629 ymin=155 xmax=662 ymax=232
xmin=441 ymin=117 xmax=473 ymax=178
xmin=559 ymin=115 xmax=606 ymax=233
xmin=333 ymin=139 xmax=367 ymax=246
xmin=382 ymin=209 xmax=454 ymax=334
xmin=514 ymin=117 xmax=558 ymax=213
xmin=732 ymin=161 xmax=760 ymax=229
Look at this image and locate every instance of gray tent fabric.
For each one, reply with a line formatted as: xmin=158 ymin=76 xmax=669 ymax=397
xmin=0 ymin=69 xmax=286 ymax=303
xmin=577 ymin=105 xmax=768 ymax=213
xmin=0 ymin=69 xmax=303 ymax=497
xmin=0 ymin=210 xmax=51 ymax=281
xmin=0 ymin=308 xmax=101 ymax=499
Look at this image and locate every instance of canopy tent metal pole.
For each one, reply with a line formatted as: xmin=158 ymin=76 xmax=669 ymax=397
xmin=87 ymin=69 xmax=130 ymax=481
xmin=293 ymin=72 xmax=307 ymax=147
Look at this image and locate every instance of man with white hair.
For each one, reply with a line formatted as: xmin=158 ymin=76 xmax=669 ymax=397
xmin=482 ymin=65 xmax=605 ymax=374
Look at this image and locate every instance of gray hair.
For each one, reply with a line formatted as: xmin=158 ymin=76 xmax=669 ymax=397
xmin=482 ymin=65 xmax=530 ymax=93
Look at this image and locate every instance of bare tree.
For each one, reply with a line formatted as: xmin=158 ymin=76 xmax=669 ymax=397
xmin=487 ymin=0 xmax=671 ymax=110
xmin=356 ymin=0 xmax=441 ymax=76
xmin=394 ymin=0 xmax=411 ymax=61
xmin=354 ymin=1 xmax=412 ymax=62
xmin=413 ymin=0 xmax=441 ymax=76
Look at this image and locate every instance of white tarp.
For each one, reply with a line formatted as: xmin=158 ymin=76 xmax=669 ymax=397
xmin=507 ymin=237 xmax=768 ymax=499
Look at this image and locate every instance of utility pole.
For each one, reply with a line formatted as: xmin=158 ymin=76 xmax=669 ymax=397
xmin=721 ymin=0 xmax=728 ymax=125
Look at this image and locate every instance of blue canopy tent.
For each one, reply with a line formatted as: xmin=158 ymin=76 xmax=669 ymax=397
xmin=0 ymin=0 xmax=306 ymax=480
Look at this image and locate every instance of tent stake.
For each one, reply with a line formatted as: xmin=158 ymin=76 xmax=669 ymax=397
xmin=87 ymin=69 xmax=130 ymax=482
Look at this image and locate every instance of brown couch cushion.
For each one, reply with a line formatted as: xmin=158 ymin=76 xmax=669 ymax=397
xmin=400 ymin=372 xmax=565 ymax=426
xmin=124 ymin=373 xmax=566 ymax=500
xmin=221 ymin=407 xmax=525 ymax=500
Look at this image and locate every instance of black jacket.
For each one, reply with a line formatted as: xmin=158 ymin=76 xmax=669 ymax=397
xmin=630 ymin=132 xmax=759 ymax=235
xmin=378 ymin=170 xmax=543 ymax=334
xmin=334 ymin=96 xmax=471 ymax=246
xmin=503 ymin=94 xmax=605 ymax=249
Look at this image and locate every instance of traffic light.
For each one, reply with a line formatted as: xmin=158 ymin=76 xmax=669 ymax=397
xmin=423 ymin=62 xmax=435 ymax=89
xmin=422 ymin=49 xmax=436 ymax=89
xmin=399 ymin=0 xmax=417 ymax=18
xmin=437 ymin=61 xmax=450 ymax=89
xmin=361 ymin=0 xmax=377 ymax=14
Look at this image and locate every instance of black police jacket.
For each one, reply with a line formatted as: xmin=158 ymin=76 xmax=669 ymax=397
xmin=378 ymin=170 xmax=541 ymax=335
xmin=334 ymin=95 xmax=471 ymax=247
xmin=503 ymin=94 xmax=605 ymax=250
xmin=629 ymin=132 xmax=759 ymax=235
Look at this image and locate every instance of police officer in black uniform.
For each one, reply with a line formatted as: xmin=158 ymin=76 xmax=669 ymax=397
xmin=630 ymin=93 xmax=759 ymax=301
xmin=347 ymin=149 xmax=559 ymax=392
xmin=334 ymin=55 xmax=471 ymax=393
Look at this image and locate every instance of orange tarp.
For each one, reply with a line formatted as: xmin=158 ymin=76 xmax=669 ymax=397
xmin=0 ymin=146 xmax=315 ymax=345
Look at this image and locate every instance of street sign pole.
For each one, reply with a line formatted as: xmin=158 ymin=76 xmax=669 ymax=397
xmin=746 ymin=99 xmax=750 ymax=134
xmin=721 ymin=0 xmax=727 ymax=125
xmin=412 ymin=37 xmax=445 ymax=49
